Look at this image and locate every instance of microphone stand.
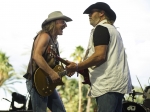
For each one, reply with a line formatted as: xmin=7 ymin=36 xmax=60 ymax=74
xmin=131 ymin=90 xmax=136 ymax=102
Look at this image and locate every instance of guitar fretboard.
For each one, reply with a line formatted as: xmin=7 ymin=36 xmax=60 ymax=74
xmin=59 ymin=70 xmax=67 ymax=77
xmin=56 ymin=56 xmax=69 ymax=65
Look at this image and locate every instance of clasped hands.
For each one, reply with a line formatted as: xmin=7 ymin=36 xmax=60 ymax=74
xmin=65 ymin=60 xmax=78 ymax=77
xmin=51 ymin=60 xmax=78 ymax=83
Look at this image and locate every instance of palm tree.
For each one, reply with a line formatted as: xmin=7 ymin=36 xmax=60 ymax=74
xmin=70 ymin=46 xmax=84 ymax=112
xmin=70 ymin=46 xmax=97 ymax=112
xmin=0 ymin=50 xmax=14 ymax=86
xmin=57 ymin=76 xmax=79 ymax=112
xmin=0 ymin=50 xmax=23 ymax=99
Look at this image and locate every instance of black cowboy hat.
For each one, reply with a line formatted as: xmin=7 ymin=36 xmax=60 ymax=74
xmin=83 ymin=2 xmax=116 ymax=21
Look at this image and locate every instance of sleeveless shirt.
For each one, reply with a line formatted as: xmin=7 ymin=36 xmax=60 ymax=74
xmin=24 ymin=33 xmax=59 ymax=79
xmin=84 ymin=20 xmax=132 ymax=97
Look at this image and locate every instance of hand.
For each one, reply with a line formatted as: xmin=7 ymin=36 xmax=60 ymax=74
xmin=49 ymin=71 xmax=61 ymax=83
xmin=65 ymin=60 xmax=72 ymax=65
xmin=66 ymin=62 xmax=77 ymax=73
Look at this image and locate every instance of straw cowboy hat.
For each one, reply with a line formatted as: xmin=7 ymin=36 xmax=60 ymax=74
xmin=42 ymin=11 xmax=72 ymax=28
xmin=83 ymin=2 xmax=116 ymax=21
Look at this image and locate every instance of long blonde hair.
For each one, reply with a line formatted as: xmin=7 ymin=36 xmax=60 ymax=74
xmin=37 ymin=21 xmax=56 ymax=36
xmin=97 ymin=10 xmax=115 ymax=25
xmin=104 ymin=15 xmax=114 ymax=25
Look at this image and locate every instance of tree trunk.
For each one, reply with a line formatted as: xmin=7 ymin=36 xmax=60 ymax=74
xmin=86 ymin=97 xmax=91 ymax=112
xmin=86 ymin=88 xmax=91 ymax=112
xmin=78 ymin=74 xmax=82 ymax=112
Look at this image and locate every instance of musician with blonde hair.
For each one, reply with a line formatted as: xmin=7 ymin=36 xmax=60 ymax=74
xmin=24 ymin=11 xmax=72 ymax=112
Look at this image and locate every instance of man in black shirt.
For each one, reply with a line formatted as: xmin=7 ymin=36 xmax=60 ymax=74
xmin=66 ymin=2 xmax=132 ymax=112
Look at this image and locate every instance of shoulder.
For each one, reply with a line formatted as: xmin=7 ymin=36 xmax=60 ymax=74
xmin=34 ymin=32 xmax=50 ymax=46
xmin=95 ymin=25 xmax=108 ymax=31
xmin=94 ymin=25 xmax=109 ymax=36
xmin=36 ymin=32 xmax=50 ymax=41
xmin=39 ymin=32 xmax=50 ymax=38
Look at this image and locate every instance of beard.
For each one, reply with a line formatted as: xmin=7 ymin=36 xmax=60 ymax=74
xmin=89 ymin=18 xmax=100 ymax=27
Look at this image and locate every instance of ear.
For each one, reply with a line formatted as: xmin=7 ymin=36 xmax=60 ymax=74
xmin=99 ymin=10 xmax=105 ymax=17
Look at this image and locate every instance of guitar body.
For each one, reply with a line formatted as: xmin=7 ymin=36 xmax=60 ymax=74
xmin=33 ymin=65 xmax=65 ymax=97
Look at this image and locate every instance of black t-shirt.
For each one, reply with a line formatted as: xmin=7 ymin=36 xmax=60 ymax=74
xmin=93 ymin=25 xmax=110 ymax=46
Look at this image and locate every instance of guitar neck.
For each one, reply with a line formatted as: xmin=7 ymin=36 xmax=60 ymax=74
xmin=59 ymin=70 xmax=67 ymax=77
xmin=56 ymin=56 xmax=70 ymax=65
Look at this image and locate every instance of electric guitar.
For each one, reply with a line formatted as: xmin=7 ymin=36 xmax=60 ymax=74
xmin=33 ymin=65 xmax=67 ymax=97
xmin=56 ymin=56 xmax=91 ymax=86
xmin=49 ymin=45 xmax=91 ymax=86
xmin=50 ymin=49 xmax=91 ymax=86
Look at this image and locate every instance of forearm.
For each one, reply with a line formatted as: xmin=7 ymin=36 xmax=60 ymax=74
xmin=33 ymin=54 xmax=55 ymax=76
xmin=78 ymin=53 xmax=106 ymax=70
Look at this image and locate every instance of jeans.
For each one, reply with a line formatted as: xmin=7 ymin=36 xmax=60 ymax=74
xmin=26 ymin=79 xmax=66 ymax=112
xmin=96 ymin=92 xmax=124 ymax=112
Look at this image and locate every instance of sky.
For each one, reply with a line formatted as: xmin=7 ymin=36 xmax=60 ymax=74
xmin=0 ymin=0 xmax=150 ymax=110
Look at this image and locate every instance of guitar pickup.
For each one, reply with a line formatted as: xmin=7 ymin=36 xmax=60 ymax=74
xmin=46 ymin=76 xmax=52 ymax=85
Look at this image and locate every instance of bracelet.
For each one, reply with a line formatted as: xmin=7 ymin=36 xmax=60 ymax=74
xmin=76 ymin=63 xmax=78 ymax=71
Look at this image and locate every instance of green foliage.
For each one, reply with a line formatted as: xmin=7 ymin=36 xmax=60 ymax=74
xmin=0 ymin=50 xmax=15 ymax=86
xmin=57 ymin=76 xmax=79 ymax=112
xmin=0 ymin=50 xmax=23 ymax=97
xmin=70 ymin=45 xmax=85 ymax=62
xmin=57 ymin=76 xmax=97 ymax=112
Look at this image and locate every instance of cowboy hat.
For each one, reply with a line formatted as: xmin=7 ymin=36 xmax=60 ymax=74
xmin=42 ymin=11 xmax=72 ymax=28
xmin=83 ymin=2 xmax=116 ymax=21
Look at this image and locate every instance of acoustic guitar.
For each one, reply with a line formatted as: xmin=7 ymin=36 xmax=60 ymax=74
xmin=33 ymin=65 xmax=67 ymax=97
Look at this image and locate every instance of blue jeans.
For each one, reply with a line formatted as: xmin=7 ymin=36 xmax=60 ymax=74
xmin=26 ymin=79 xmax=66 ymax=112
xmin=96 ymin=92 xmax=124 ymax=112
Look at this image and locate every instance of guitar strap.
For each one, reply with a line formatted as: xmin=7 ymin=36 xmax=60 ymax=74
xmin=51 ymin=40 xmax=65 ymax=69
xmin=47 ymin=33 xmax=63 ymax=67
